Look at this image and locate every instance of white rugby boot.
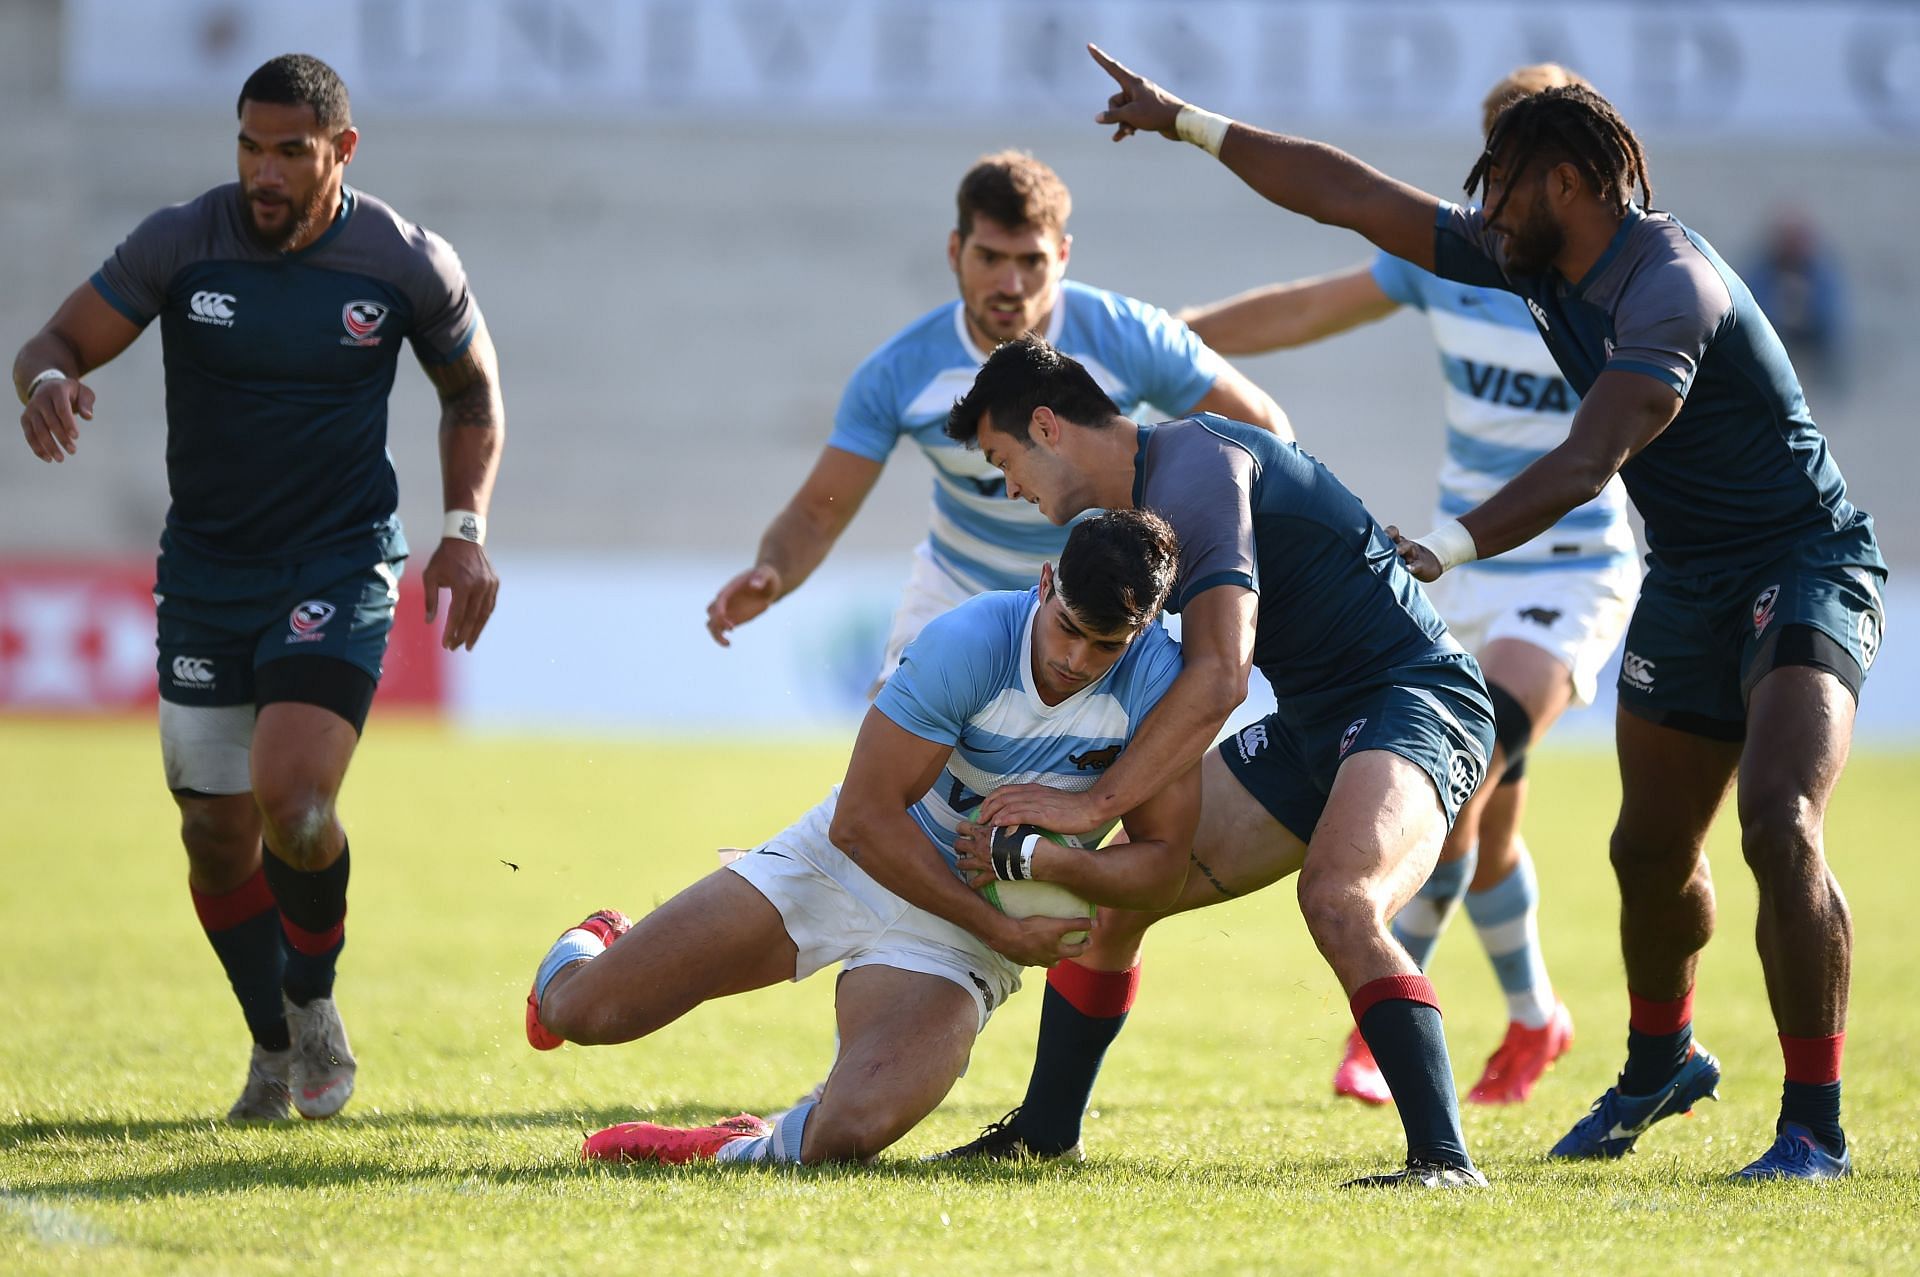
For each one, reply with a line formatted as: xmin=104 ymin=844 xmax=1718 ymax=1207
xmin=225 ymin=1042 xmax=294 ymax=1123
xmin=284 ymin=995 xmax=357 ymax=1119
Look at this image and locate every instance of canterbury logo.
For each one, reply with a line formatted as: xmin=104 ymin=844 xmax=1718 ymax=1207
xmin=1621 ymin=650 xmax=1656 ymax=689
xmin=1526 ymin=297 xmax=1551 ymax=331
xmin=170 ymin=655 xmax=215 ymax=685
xmin=189 ymin=291 xmax=236 ymax=326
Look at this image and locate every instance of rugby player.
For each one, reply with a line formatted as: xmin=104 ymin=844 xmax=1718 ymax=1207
xmin=12 ymin=55 xmax=503 ymax=1122
xmin=938 ymin=336 xmax=1498 ymax=1188
xmin=1084 ymin=44 xmax=1882 ymax=1180
xmin=703 ymin=150 xmax=1284 ymax=680
xmin=524 ymin=512 xmax=1196 ymax=1166
xmin=1177 ymin=65 xmax=1633 ymax=1107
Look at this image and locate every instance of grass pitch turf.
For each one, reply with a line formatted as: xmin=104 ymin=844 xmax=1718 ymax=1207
xmin=3 ymin=718 xmax=1918 ymax=1274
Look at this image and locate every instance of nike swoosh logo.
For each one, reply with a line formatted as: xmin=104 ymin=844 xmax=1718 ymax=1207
xmin=1607 ymin=1078 xmax=1686 ymax=1140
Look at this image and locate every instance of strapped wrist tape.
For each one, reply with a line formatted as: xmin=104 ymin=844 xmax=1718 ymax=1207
xmin=988 ymin=826 xmax=1042 ymax=882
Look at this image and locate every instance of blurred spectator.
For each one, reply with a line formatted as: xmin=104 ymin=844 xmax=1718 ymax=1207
xmin=1746 ymin=208 xmax=1850 ymax=397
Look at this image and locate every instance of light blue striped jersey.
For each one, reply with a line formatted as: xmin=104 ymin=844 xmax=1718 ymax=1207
xmin=874 ymin=587 xmax=1184 ymax=873
xmin=828 ymin=280 xmax=1224 ymax=592
xmin=1371 ymin=251 xmax=1635 ymax=571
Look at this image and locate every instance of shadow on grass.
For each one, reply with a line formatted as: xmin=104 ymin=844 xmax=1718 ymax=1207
xmin=4 ymin=1103 xmax=1381 ymax=1200
xmin=0 ymin=1105 xmax=714 ymax=1148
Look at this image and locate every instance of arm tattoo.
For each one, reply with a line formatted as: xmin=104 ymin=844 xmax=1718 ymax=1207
xmin=423 ymin=344 xmax=501 ymax=431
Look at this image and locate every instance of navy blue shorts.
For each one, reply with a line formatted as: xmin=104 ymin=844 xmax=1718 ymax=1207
xmin=1221 ymin=666 xmax=1496 ymax=843
xmin=1617 ymin=550 xmax=1884 ymax=740
xmin=156 ymin=550 xmax=404 ymax=709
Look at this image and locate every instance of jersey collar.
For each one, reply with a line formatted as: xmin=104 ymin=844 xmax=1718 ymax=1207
xmin=284 ymin=185 xmax=357 ymax=261
xmin=1129 ymin=422 xmax=1156 ymax=510
xmin=1569 ymin=202 xmax=1644 ymax=297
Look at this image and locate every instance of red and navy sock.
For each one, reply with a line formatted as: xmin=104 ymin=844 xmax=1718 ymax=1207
xmin=1620 ymin=988 xmax=1694 ymax=1095
xmin=1352 ymin=975 xmax=1472 ymax=1171
xmin=1012 ymin=960 xmax=1140 ymax=1155
xmin=1779 ymin=1032 xmax=1845 ymax=1155
xmin=264 ymin=841 xmax=350 ymax=1007
xmin=190 ymin=865 xmax=290 ymax=1052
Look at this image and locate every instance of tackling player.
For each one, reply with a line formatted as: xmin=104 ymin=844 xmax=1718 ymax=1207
xmin=12 ymin=55 xmax=504 ymax=1122
xmin=703 ymin=150 xmax=1284 ymax=679
xmin=936 ymin=336 xmax=1498 ymax=1189
xmin=523 ymin=512 xmax=1197 ymax=1166
xmin=1177 ymin=65 xmax=1633 ymax=1107
xmin=1084 ymin=44 xmax=1883 ymax=1180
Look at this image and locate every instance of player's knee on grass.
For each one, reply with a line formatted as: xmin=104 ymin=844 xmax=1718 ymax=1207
xmin=801 ymin=1096 xmax=913 ymax=1164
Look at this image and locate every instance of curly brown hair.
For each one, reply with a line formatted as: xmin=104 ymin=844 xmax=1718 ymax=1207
xmin=956 ymin=151 xmax=1072 ymax=240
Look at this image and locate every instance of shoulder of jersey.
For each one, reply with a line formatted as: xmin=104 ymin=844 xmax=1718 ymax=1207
xmin=1059 ymin=278 xmax=1152 ymax=325
xmin=150 ymin=183 xmax=240 ymax=236
xmin=341 ymin=188 xmax=450 ymax=263
xmin=851 ymin=299 xmax=966 ymax=379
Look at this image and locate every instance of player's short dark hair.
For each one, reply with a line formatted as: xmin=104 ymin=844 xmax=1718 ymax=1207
xmin=1466 ymin=83 xmax=1651 ymax=222
xmin=956 ymin=151 xmax=1072 ymax=240
xmin=947 ymin=333 xmax=1120 ymax=447
xmin=237 ymin=54 xmax=352 ymax=132
xmin=1057 ymin=510 xmax=1179 ymax=635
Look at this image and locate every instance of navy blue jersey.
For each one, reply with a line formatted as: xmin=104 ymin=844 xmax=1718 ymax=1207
xmin=91 ymin=184 xmax=478 ymax=570
xmin=1432 ymin=203 xmax=1881 ymax=577
xmin=1132 ymin=416 xmax=1468 ymax=715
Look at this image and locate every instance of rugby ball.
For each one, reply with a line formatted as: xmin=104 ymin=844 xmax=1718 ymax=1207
xmin=974 ymin=820 xmax=1096 ymax=942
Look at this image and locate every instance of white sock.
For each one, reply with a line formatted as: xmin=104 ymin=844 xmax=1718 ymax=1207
xmin=714 ymin=1099 xmax=815 ymax=1164
xmin=1464 ymin=847 xmax=1556 ymax=1029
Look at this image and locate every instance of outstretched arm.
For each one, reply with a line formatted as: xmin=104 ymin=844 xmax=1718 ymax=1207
xmin=13 ymin=281 xmax=142 ymax=463
xmin=830 ymin=708 xmax=1092 ymax=968
xmin=980 ymin=584 xmax=1256 ymax=834
xmin=1186 ymin=360 xmax=1292 ymax=440
xmin=1392 ymin=370 xmax=1679 ymax=580
xmin=1180 ymin=265 xmax=1400 ymax=356
xmin=706 ymin=444 xmax=884 ymax=646
xmin=1090 ymin=44 xmax=1443 ymax=271
xmin=419 ymin=315 xmax=504 ymax=650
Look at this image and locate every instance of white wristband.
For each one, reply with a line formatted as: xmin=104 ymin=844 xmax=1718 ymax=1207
xmin=23 ymin=368 xmax=67 ymax=404
xmin=1413 ymin=519 xmax=1479 ymax=572
xmin=1174 ymin=105 xmax=1233 ymax=157
xmin=443 ymin=509 xmax=486 ymax=546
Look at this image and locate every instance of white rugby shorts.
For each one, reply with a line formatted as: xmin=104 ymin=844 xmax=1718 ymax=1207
xmin=875 ymin=541 xmax=979 ymax=688
xmin=1425 ymin=555 xmax=1641 ymax=706
xmin=725 ymin=787 xmax=1023 ymax=1031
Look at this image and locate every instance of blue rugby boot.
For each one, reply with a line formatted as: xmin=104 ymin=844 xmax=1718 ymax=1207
xmin=1728 ymin=1123 xmax=1852 ymax=1182
xmin=1548 ymin=1042 xmax=1721 ymax=1160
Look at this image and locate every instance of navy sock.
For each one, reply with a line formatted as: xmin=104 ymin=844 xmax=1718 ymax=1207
xmin=1353 ymin=976 xmax=1471 ymax=1170
xmin=190 ymin=866 xmax=290 ymax=1052
xmin=1620 ymin=990 xmax=1695 ymax=1095
xmin=1013 ymin=962 xmax=1139 ymax=1154
xmin=1780 ymin=1080 xmax=1845 ymax=1155
xmin=264 ymin=842 xmax=350 ymax=1007
xmin=1620 ymin=1026 xmax=1695 ymax=1094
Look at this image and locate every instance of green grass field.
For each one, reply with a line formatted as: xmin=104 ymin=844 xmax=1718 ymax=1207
xmin=4 ymin=718 xmax=1918 ymax=1275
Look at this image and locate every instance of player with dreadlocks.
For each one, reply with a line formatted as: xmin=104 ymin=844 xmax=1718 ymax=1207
xmin=1057 ymin=46 xmax=1883 ymax=1182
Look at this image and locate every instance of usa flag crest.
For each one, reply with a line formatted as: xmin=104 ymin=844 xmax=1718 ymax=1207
xmin=341 ymin=300 xmax=389 ymax=345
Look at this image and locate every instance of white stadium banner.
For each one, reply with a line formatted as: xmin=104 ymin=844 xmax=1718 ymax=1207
xmin=64 ymin=0 xmax=1920 ymax=140
xmin=445 ymin=556 xmax=1920 ymax=744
